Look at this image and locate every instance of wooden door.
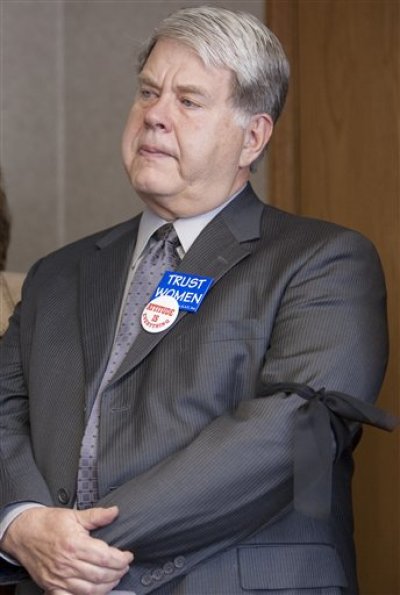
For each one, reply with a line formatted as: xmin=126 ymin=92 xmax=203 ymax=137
xmin=266 ymin=1 xmax=399 ymax=593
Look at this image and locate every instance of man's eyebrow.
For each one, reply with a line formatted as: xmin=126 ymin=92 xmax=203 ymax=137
xmin=138 ymin=74 xmax=211 ymax=100
xmin=138 ymin=74 xmax=159 ymax=88
xmin=176 ymin=84 xmax=212 ymax=100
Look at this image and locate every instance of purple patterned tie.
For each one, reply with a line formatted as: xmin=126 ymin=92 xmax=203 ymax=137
xmin=77 ymin=224 xmax=180 ymax=509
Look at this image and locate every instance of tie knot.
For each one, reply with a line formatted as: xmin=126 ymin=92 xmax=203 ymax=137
xmin=155 ymin=223 xmax=179 ymax=247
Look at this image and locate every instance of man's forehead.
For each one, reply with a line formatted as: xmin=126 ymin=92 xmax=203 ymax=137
xmin=139 ymin=39 xmax=235 ymax=91
xmin=142 ymin=38 xmax=231 ymax=73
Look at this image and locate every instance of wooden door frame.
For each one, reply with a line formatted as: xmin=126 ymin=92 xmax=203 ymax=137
xmin=265 ymin=1 xmax=399 ymax=593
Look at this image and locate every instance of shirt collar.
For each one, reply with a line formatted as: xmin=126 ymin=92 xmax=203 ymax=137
xmin=133 ymin=184 xmax=247 ymax=263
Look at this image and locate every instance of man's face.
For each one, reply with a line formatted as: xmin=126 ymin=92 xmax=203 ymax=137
xmin=122 ymin=38 xmax=254 ymax=220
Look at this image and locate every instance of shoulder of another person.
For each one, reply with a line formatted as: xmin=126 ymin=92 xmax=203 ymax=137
xmin=0 ymin=271 xmax=25 ymax=304
xmin=0 ymin=271 xmax=25 ymax=335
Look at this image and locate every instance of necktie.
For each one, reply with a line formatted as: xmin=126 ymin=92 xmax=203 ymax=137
xmin=76 ymin=224 xmax=180 ymax=509
xmin=105 ymin=223 xmax=180 ymax=380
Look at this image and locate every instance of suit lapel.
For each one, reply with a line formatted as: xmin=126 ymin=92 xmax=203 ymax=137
xmin=111 ymin=186 xmax=264 ymax=384
xmin=79 ymin=218 xmax=140 ymax=407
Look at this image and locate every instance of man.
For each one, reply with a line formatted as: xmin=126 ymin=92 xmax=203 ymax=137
xmin=0 ymin=6 xmax=394 ymax=595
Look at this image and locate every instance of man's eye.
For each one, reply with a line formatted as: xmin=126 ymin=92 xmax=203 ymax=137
xmin=140 ymin=89 xmax=155 ymax=100
xmin=181 ymin=98 xmax=198 ymax=108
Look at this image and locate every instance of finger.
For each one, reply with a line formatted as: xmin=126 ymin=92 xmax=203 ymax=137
xmin=31 ymin=546 xmax=129 ymax=595
xmin=45 ymin=575 xmax=122 ymax=595
xmin=42 ymin=556 xmax=128 ymax=595
xmin=76 ymin=506 xmax=119 ymax=531
xmin=70 ymin=533 xmax=134 ymax=569
xmin=52 ymin=555 xmax=130 ymax=584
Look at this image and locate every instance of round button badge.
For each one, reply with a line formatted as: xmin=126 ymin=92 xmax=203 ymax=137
xmin=141 ymin=295 xmax=179 ymax=333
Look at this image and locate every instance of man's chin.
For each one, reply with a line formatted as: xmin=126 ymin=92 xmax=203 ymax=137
xmin=131 ymin=170 xmax=179 ymax=197
xmin=132 ymin=174 xmax=183 ymax=200
xmin=134 ymin=185 xmax=173 ymax=201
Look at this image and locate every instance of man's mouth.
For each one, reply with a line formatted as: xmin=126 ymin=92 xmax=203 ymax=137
xmin=139 ymin=144 xmax=176 ymax=159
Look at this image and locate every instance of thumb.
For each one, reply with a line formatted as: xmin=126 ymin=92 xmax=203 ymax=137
xmin=76 ymin=505 xmax=119 ymax=531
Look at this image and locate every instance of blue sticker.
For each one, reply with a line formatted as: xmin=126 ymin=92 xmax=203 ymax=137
xmin=151 ymin=271 xmax=213 ymax=312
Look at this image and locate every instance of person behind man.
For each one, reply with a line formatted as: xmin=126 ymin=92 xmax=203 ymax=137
xmin=0 ymin=168 xmax=24 ymax=338
xmin=0 ymin=6 xmax=395 ymax=595
xmin=0 ymin=168 xmax=10 ymax=273
xmin=0 ymin=169 xmax=19 ymax=595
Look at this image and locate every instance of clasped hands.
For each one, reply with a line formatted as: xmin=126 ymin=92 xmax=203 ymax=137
xmin=1 ymin=506 xmax=133 ymax=595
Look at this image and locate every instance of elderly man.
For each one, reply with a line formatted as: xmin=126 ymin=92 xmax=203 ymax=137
xmin=0 ymin=6 xmax=394 ymax=595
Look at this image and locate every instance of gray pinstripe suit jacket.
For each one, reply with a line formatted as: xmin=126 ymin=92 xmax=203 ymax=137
xmin=0 ymin=185 xmax=388 ymax=594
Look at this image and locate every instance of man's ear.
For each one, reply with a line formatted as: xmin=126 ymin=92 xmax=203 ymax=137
xmin=239 ymin=113 xmax=273 ymax=168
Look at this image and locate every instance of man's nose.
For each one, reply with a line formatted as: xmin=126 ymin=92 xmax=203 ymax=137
xmin=144 ymin=96 xmax=173 ymax=132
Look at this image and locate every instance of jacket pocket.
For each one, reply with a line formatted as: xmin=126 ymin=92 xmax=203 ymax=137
xmin=238 ymin=544 xmax=348 ymax=590
xmin=179 ymin=319 xmax=266 ymax=344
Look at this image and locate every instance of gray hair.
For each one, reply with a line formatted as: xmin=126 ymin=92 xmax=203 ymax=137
xmin=137 ymin=6 xmax=290 ymax=125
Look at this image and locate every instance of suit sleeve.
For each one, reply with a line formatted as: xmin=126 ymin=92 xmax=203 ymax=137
xmin=93 ymin=231 xmax=388 ymax=560
xmin=0 ymin=265 xmax=56 ymax=584
xmin=0 ymin=264 xmax=54 ymax=508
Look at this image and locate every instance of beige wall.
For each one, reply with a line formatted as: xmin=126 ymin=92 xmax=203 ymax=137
xmin=0 ymin=0 xmax=267 ymax=273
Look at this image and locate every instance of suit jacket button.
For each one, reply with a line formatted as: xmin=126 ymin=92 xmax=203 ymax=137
xmin=141 ymin=573 xmax=152 ymax=586
xmin=173 ymin=555 xmax=185 ymax=569
xmin=151 ymin=568 xmax=164 ymax=581
xmin=57 ymin=488 xmax=70 ymax=505
xmin=163 ymin=562 xmax=174 ymax=575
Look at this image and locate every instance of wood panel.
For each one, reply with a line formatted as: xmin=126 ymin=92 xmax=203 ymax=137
xmin=265 ymin=0 xmax=299 ymax=213
xmin=266 ymin=1 xmax=399 ymax=593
